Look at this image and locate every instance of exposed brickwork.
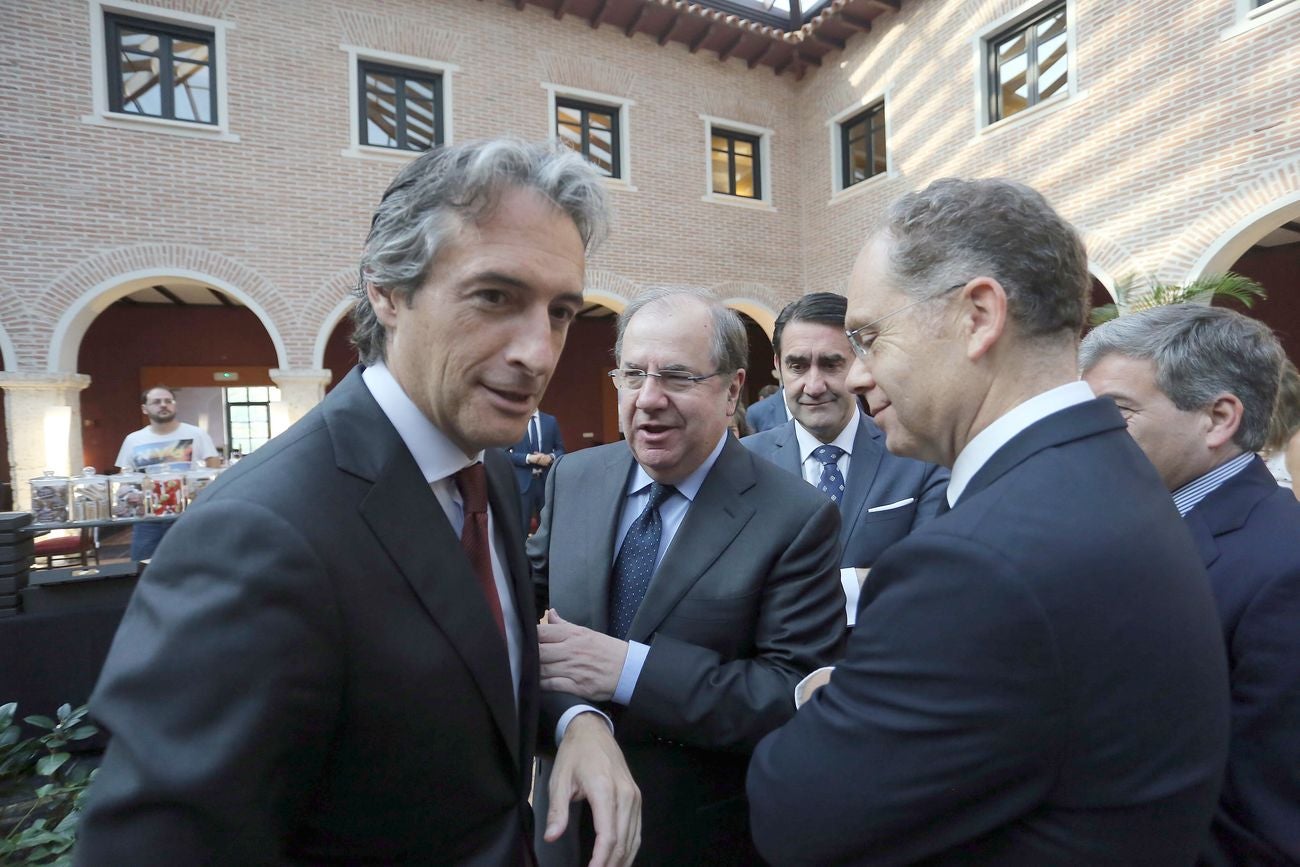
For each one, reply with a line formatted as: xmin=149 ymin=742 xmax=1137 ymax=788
xmin=0 ymin=0 xmax=1296 ymax=376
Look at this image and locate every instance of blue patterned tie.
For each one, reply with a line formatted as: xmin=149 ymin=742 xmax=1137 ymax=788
xmin=813 ymin=444 xmax=846 ymax=503
xmin=609 ymin=482 xmax=676 ymax=640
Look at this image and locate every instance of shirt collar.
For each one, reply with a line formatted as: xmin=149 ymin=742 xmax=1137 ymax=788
xmin=1173 ymin=451 xmax=1253 ymax=517
xmin=794 ymin=405 xmax=860 ymax=463
xmin=362 ymin=361 xmax=483 ymax=485
xmin=625 ymin=432 xmax=729 ymax=502
xmin=947 ymin=380 xmax=1095 ymax=506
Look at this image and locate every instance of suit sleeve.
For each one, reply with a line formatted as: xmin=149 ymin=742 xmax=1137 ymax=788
xmin=746 ymin=531 xmax=1065 ymax=865
xmin=549 ymin=416 xmax=566 ymax=460
xmin=911 ymin=461 xmax=952 ymax=527
xmin=1215 ymin=567 xmax=1300 ymax=861
xmin=626 ymin=497 xmax=845 ymax=752
xmin=76 ymin=499 xmax=344 ymax=865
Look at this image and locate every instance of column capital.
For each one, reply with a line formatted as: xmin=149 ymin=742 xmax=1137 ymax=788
xmin=269 ymin=368 xmax=333 ymax=387
xmin=0 ymin=372 xmax=92 ymax=391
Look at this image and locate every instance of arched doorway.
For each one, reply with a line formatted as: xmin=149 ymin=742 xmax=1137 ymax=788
xmin=1214 ymin=221 xmax=1300 ymax=360
xmin=549 ymin=301 xmax=620 ymax=450
xmin=77 ymin=279 xmax=280 ymax=472
xmin=733 ymin=310 xmax=777 ymax=407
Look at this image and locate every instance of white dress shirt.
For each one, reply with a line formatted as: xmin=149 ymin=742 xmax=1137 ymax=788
xmin=793 ymin=407 xmax=866 ymax=625
xmin=361 ymin=362 xmax=523 ymax=700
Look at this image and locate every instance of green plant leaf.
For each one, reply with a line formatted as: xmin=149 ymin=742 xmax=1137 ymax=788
xmin=56 ymin=704 xmax=72 ymax=722
xmin=69 ymin=725 xmax=99 ymax=741
xmin=36 ymin=751 xmax=70 ymax=776
xmin=24 ymin=715 xmax=56 ymax=730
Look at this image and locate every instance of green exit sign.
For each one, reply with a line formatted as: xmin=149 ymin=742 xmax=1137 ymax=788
xmin=213 ymin=371 xmax=240 ymax=382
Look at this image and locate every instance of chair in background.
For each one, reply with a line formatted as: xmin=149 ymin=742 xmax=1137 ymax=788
xmin=33 ymin=529 xmax=99 ymax=569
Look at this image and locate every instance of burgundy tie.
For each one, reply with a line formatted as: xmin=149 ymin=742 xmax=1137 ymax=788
xmin=453 ymin=463 xmax=506 ymax=638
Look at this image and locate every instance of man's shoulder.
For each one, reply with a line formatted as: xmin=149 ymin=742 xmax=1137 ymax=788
xmin=740 ymin=422 xmax=790 ymax=455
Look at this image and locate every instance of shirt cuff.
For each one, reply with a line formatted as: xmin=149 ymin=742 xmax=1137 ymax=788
xmin=555 ymin=706 xmax=614 ymax=744
xmin=612 ymin=640 xmax=650 ymax=705
xmin=794 ymin=666 xmax=836 ymax=710
xmin=840 ymin=567 xmax=861 ymax=627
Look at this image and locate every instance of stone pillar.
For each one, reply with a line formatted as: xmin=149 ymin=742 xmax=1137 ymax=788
xmin=269 ymin=369 xmax=332 ymax=429
xmin=0 ymin=372 xmax=92 ymax=510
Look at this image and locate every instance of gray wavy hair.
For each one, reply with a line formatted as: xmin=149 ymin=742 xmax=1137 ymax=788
xmin=615 ymin=288 xmax=749 ymax=375
xmin=351 ymin=139 xmax=612 ymax=363
xmin=1079 ymin=304 xmax=1284 ymax=452
xmin=883 ymin=178 xmax=1091 ymax=338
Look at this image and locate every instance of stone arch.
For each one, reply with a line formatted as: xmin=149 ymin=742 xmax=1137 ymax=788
xmin=1080 ymin=229 xmax=1141 ymax=300
xmin=310 ymin=268 xmax=361 ymax=370
xmin=1166 ymin=158 xmax=1300 ymax=282
xmin=585 ymin=270 xmax=638 ymax=312
xmin=0 ymin=292 xmax=20 ymax=371
xmin=723 ymin=298 xmax=778 ymax=338
xmin=41 ymin=245 xmax=291 ymax=372
xmin=708 ymin=282 xmax=786 ymax=337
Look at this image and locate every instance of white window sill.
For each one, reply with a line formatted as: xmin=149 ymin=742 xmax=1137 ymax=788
xmin=340 ymin=144 xmax=426 ymax=164
xmin=600 ymin=177 xmax=638 ymax=193
xmin=1223 ymin=0 xmax=1300 ymax=39
xmin=829 ymin=170 xmax=893 ymax=206
xmin=978 ymin=88 xmax=1088 ymax=138
xmin=701 ymin=193 xmax=775 ymax=212
xmin=81 ymin=112 xmax=239 ymax=142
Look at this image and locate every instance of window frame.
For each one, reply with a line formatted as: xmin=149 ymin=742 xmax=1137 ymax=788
xmin=223 ymin=386 xmax=279 ymax=459
xmin=356 ymin=59 xmax=444 ymax=153
xmin=341 ymin=46 xmax=457 ymax=163
xmin=86 ymin=0 xmax=235 ymax=141
xmin=555 ymin=96 xmax=622 ymax=180
xmin=1224 ymin=0 xmax=1300 ymax=37
xmin=827 ymin=93 xmax=892 ymax=201
xmin=699 ymin=115 xmax=773 ymax=210
xmin=710 ymin=127 xmax=763 ymax=200
xmin=839 ymin=101 xmax=887 ymax=191
xmin=104 ymin=11 xmax=216 ymax=124
xmin=986 ymin=0 xmax=1068 ymax=124
xmin=542 ymin=84 xmax=635 ymax=190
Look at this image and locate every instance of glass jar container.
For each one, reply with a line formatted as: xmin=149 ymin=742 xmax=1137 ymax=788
xmin=70 ymin=466 xmax=110 ymax=522
xmin=183 ymin=463 xmax=221 ymax=509
xmin=110 ymin=472 xmax=148 ymax=519
xmin=30 ymin=470 xmax=71 ymax=523
xmin=146 ymin=465 xmax=185 ymax=516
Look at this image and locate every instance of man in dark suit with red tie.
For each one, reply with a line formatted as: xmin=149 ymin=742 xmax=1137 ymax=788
xmin=76 ymin=140 xmax=640 ymax=866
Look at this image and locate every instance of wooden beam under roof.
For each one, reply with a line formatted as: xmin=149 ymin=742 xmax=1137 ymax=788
xmin=839 ymin=10 xmax=873 ymax=30
xmin=774 ymin=48 xmax=798 ymax=76
xmin=588 ymin=0 xmax=610 ymax=28
xmin=624 ymin=4 xmax=646 ymax=37
xmin=689 ymin=21 xmax=713 ymax=53
xmin=153 ymin=285 xmax=185 ymax=306
xmin=553 ymin=0 xmax=569 ymax=20
xmin=658 ymin=13 xmax=680 ymax=45
xmin=718 ymin=30 xmax=745 ymax=61
xmin=797 ymin=49 xmax=822 ymax=67
xmin=812 ymin=29 xmax=845 ymax=49
xmin=747 ymin=39 xmax=776 ymax=69
xmin=208 ymin=288 xmax=234 ymax=307
xmin=863 ymin=0 xmax=900 ymax=10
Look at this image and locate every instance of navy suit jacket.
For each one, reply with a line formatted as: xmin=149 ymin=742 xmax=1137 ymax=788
xmin=1187 ymin=456 xmax=1300 ymax=866
xmin=506 ymin=411 xmax=564 ymax=493
xmin=745 ymin=392 xmax=788 ymax=434
xmin=748 ymin=398 xmax=1230 ymax=865
xmin=742 ymin=414 xmax=949 ymax=567
xmin=78 ymin=369 xmax=539 ymax=865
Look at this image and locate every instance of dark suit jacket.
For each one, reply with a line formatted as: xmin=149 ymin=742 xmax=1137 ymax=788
xmin=529 ymin=436 xmax=845 ymax=864
xmin=745 ymin=391 xmax=788 ymax=433
xmin=76 ymin=368 xmax=540 ymax=866
xmin=748 ymin=399 xmax=1231 ymax=865
xmin=742 ymin=414 xmax=949 ymax=567
xmin=1188 ymin=457 xmax=1300 ymax=866
xmin=507 ymin=410 xmax=565 ymax=493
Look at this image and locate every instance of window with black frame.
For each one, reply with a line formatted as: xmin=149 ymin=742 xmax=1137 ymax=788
xmin=224 ymin=386 xmax=279 ymax=458
xmin=106 ymin=13 xmax=216 ymax=124
xmin=358 ymin=61 xmax=442 ymax=151
xmin=710 ymin=129 xmax=761 ymax=199
xmin=840 ymin=102 xmax=886 ymax=189
xmin=555 ymin=98 xmax=620 ymax=178
xmin=987 ymin=2 xmax=1068 ymax=123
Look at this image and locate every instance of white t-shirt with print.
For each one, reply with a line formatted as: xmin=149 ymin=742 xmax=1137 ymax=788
xmin=115 ymin=422 xmax=218 ymax=471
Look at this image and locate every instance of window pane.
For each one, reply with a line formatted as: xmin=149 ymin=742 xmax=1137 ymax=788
xmin=734 ymin=155 xmax=755 ymax=198
xmin=711 ymin=134 xmax=727 ymax=152
xmin=733 ymin=138 xmax=753 ymax=157
xmin=1036 ymin=13 xmax=1068 ymax=101
xmin=997 ymin=40 xmax=1029 ymax=117
xmin=231 ymin=423 xmax=251 ymax=438
xmin=405 ymin=79 xmax=436 ymax=150
xmin=588 ymin=126 xmax=614 ymax=175
xmin=557 ymin=105 xmax=582 ymax=126
xmin=557 ymin=121 xmax=583 ymax=152
xmin=249 ymin=387 xmax=268 ymax=402
xmin=365 ymin=73 xmax=398 ymax=147
xmin=118 ymin=29 xmax=159 ymax=54
xmin=849 ymin=136 xmax=869 ymax=184
xmin=872 ymin=125 xmax=887 ymax=176
xmin=227 ymin=387 xmax=246 ymax=402
xmin=173 ymin=39 xmax=209 ymax=63
xmin=847 ymin=120 xmax=867 ymax=144
xmin=120 ymin=51 xmax=162 ymax=116
xmin=173 ymin=61 xmax=211 ymax=122
xmin=230 ymin=406 xmax=249 ymax=422
xmin=589 ymin=112 xmax=613 ymax=133
xmin=712 ymin=150 xmax=731 ymax=194
xmin=249 ymin=405 xmax=269 ymax=423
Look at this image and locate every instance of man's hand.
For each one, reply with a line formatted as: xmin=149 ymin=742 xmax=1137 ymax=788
xmin=539 ymin=609 xmax=627 ymax=702
xmin=547 ymin=712 xmax=641 ymax=867
xmin=535 ymin=452 xmax=555 ymax=468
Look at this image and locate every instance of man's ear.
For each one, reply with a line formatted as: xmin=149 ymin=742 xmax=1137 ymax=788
xmin=366 ymin=282 xmax=400 ymax=328
xmin=1205 ymin=393 xmax=1244 ymax=450
xmin=962 ymin=278 xmax=1008 ymax=361
xmin=727 ymin=369 xmax=747 ymax=415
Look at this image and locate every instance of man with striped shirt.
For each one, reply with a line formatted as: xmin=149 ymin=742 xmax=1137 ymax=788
xmin=1082 ymin=304 xmax=1300 ymax=866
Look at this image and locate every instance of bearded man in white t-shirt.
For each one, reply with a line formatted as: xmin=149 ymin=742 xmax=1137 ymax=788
xmin=115 ymin=385 xmax=221 ymax=561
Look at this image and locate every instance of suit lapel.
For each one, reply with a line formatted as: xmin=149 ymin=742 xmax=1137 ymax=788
xmin=769 ymin=422 xmax=803 ymax=476
xmin=628 ymin=438 xmax=757 ymax=640
xmin=328 ymin=375 xmax=520 ymax=769
xmin=842 ymin=417 xmax=883 ymax=528
xmin=576 ymin=446 xmax=632 ymax=633
xmin=1182 ymin=456 xmax=1277 ymax=569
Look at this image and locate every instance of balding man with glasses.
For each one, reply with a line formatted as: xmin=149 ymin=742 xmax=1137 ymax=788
xmin=528 ymin=287 xmax=845 ymax=866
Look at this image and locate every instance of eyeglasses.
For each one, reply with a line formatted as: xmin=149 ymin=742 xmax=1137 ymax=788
xmin=845 ymin=282 xmax=967 ymax=359
xmin=608 ymin=368 xmax=720 ymax=393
